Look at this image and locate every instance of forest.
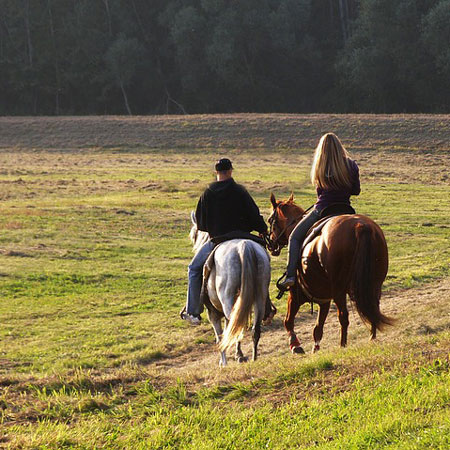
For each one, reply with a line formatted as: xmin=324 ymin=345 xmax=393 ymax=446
xmin=1 ymin=0 xmax=449 ymax=115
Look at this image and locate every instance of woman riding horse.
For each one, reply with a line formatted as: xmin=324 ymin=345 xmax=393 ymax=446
xmin=269 ymin=133 xmax=392 ymax=353
xmin=278 ymin=133 xmax=361 ymax=289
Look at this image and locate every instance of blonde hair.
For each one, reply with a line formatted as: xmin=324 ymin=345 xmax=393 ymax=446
xmin=310 ymin=133 xmax=352 ymax=190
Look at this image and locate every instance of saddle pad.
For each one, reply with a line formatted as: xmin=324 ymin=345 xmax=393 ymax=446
xmin=301 ymin=208 xmax=355 ymax=253
xmin=301 ymin=216 xmax=335 ymax=252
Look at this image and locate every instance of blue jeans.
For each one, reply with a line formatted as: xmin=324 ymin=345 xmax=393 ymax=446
xmin=186 ymin=240 xmax=215 ymax=316
xmin=286 ymin=209 xmax=321 ymax=278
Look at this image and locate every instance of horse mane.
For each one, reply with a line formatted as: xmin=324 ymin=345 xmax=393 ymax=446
xmin=190 ymin=223 xmax=209 ymax=253
xmin=279 ymin=199 xmax=305 ymax=218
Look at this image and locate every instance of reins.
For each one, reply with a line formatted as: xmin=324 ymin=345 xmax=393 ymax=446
xmin=268 ymin=203 xmax=314 ymax=253
xmin=269 ymin=203 xmax=315 ymax=311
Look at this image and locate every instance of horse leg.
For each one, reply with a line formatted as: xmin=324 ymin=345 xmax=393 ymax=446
xmin=284 ymin=286 xmax=305 ymax=354
xmin=235 ymin=342 xmax=248 ymax=363
xmin=251 ymin=293 xmax=266 ymax=362
xmin=208 ymin=310 xmax=227 ymax=367
xmin=334 ymin=295 xmax=349 ymax=348
xmin=252 ymin=320 xmax=262 ymax=361
xmin=312 ymin=301 xmax=331 ymax=353
xmin=262 ymin=294 xmax=277 ymax=325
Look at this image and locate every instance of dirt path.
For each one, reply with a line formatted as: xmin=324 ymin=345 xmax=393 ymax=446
xmin=151 ymin=277 xmax=450 ymax=386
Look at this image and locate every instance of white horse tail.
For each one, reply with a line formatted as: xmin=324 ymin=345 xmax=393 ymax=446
xmin=219 ymin=241 xmax=258 ymax=352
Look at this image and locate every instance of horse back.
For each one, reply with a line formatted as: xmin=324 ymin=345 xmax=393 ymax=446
xmin=205 ymin=239 xmax=270 ymax=313
xmin=302 ymin=214 xmax=388 ymax=296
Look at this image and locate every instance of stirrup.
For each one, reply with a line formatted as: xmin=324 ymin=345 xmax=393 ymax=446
xmin=276 ymin=272 xmax=291 ymax=299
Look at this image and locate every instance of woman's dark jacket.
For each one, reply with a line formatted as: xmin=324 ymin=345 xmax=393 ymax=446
xmin=195 ymin=178 xmax=267 ymax=239
xmin=315 ymin=159 xmax=361 ymax=211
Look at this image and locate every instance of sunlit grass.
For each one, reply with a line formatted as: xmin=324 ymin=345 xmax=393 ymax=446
xmin=0 ymin=128 xmax=449 ymax=448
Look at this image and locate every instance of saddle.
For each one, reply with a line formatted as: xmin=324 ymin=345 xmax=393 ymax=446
xmin=199 ymin=245 xmax=220 ymax=315
xmin=301 ymin=203 xmax=356 ymax=251
xmin=211 ymin=230 xmax=266 ymax=247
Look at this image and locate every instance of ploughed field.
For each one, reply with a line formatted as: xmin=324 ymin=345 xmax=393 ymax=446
xmin=0 ymin=115 xmax=449 ymax=449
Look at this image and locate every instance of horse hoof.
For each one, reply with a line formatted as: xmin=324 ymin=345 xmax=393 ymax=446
xmin=291 ymin=346 xmax=305 ymax=354
xmin=263 ymin=309 xmax=277 ymax=326
xmin=312 ymin=345 xmax=320 ymax=354
xmin=237 ymin=356 xmax=248 ymax=363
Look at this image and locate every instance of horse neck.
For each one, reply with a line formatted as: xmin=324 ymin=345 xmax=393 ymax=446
xmin=193 ymin=229 xmax=209 ymax=254
xmin=284 ymin=204 xmax=305 ymax=223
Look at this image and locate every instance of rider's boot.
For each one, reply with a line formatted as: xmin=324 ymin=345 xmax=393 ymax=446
xmin=278 ymin=275 xmax=295 ymax=290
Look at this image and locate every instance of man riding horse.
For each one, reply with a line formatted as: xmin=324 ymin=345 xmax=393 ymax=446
xmin=181 ymin=158 xmax=269 ymax=325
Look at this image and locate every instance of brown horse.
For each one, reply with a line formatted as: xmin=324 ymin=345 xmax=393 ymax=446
xmin=268 ymin=193 xmax=393 ymax=354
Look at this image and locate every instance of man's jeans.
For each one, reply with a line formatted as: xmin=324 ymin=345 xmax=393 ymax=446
xmin=186 ymin=240 xmax=215 ymax=316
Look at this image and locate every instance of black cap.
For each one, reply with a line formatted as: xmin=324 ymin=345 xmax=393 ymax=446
xmin=215 ymin=158 xmax=233 ymax=171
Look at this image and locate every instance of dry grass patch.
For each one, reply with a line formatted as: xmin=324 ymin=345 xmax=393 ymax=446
xmin=1 ymin=114 xmax=450 ymax=152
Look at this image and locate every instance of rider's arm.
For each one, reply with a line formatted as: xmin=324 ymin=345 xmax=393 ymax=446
xmin=195 ymin=193 xmax=209 ymax=232
xmin=240 ymin=188 xmax=268 ymax=234
xmin=350 ymin=160 xmax=361 ymax=196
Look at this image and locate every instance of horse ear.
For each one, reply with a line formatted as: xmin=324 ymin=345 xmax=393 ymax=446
xmin=190 ymin=211 xmax=197 ymax=225
xmin=270 ymin=192 xmax=277 ymax=209
xmin=288 ymin=192 xmax=294 ymax=203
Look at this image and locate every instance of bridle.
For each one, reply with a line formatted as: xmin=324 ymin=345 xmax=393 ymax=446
xmin=267 ymin=204 xmax=307 ymax=255
xmin=268 ymin=202 xmax=316 ymax=303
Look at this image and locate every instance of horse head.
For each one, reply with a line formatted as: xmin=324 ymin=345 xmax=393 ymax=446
xmin=268 ymin=193 xmax=305 ymax=256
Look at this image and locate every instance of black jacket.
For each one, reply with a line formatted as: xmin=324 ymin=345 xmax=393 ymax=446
xmin=195 ymin=178 xmax=267 ymax=238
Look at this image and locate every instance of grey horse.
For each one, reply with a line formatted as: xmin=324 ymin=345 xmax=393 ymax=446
xmin=190 ymin=212 xmax=271 ymax=367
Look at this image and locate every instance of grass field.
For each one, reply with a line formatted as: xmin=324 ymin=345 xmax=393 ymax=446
xmin=0 ymin=114 xmax=449 ymax=449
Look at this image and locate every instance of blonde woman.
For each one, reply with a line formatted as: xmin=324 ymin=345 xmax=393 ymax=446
xmin=278 ymin=133 xmax=361 ymax=289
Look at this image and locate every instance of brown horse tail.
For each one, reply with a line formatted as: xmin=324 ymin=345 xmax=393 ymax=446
xmin=220 ymin=242 xmax=257 ymax=352
xmin=350 ymin=223 xmax=393 ymax=331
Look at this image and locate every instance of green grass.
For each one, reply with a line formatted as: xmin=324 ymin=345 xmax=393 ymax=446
xmin=0 ymin=115 xmax=449 ymax=448
xmin=4 ymin=334 xmax=449 ymax=449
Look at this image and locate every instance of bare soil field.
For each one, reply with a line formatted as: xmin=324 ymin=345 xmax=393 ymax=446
xmin=1 ymin=114 xmax=449 ymax=151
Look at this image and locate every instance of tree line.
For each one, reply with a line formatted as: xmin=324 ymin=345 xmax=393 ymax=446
xmin=0 ymin=0 xmax=449 ymax=115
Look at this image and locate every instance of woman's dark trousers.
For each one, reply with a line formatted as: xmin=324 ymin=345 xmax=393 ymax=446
xmin=286 ymin=209 xmax=321 ymax=278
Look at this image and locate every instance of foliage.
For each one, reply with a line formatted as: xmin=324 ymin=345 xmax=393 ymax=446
xmin=422 ymin=0 xmax=450 ymax=110
xmin=0 ymin=0 xmax=448 ymax=114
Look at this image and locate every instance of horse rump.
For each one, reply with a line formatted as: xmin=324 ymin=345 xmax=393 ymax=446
xmin=349 ymin=222 xmax=393 ymax=331
xmin=219 ymin=241 xmax=263 ymax=352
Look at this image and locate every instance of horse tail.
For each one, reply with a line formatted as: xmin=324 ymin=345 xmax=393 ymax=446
xmin=350 ymin=223 xmax=393 ymax=331
xmin=220 ymin=241 xmax=258 ymax=352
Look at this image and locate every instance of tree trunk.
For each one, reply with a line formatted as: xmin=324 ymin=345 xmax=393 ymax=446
xmin=338 ymin=0 xmax=349 ymax=42
xmin=344 ymin=0 xmax=351 ymax=36
xmin=164 ymin=87 xmax=187 ymax=115
xmin=156 ymin=55 xmax=187 ymax=114
xmin=131 ymin=0 xmax=149 ymax=43
xmin=119 ymin=79 xmax=132 ymax=115
xmin=23 ymin=0 xmax=33 ymax=67
xmin=47 ymin=0 xmax=60 ymax=115
xmin=103 ymin=0 xmax=112 ymax=36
